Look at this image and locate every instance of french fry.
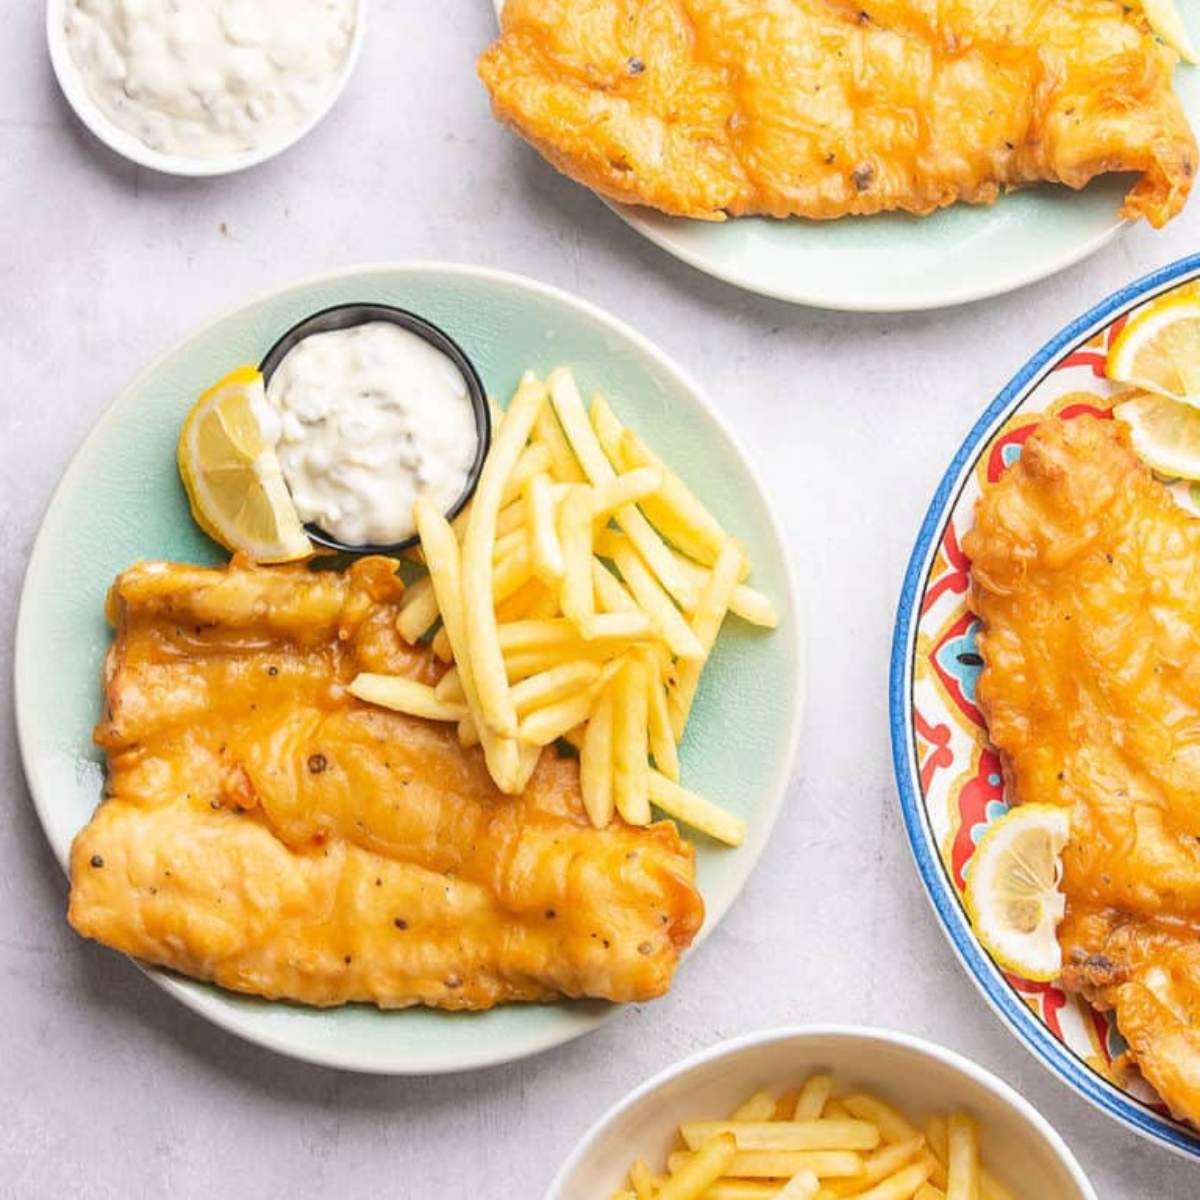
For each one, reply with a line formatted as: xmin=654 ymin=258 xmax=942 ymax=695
xmin=914 ymin=1186 xmax=947 ymax=1200
xmin=558 ymin=484 xmax=596 ymax=628
xmin=669 ymin=549 xmax=778 ymax=627
xmin=512 ymin=741 xmax=543 ymax=792
xmin=458 ymin=713 xmax=479 ymax=748
xmin=496 ymin=497 xmax=526 ymax=539
xmin=666 ymin=1151 xmax=863 ymax=1180
xmin=518 ymin=686 xmax=601 ymax=746
xmin=396 ymin=574 xmax=440 ymax=643
xmin=850 ymin=1161 xmax=933 ymax=1200
xmin=920 ymin=1152 xmax=947 ymax=1191
xmin=613 ymin=655 xmax=651 ymax=825
xmin=773 ymin=1089 xmax=801 ymax=1121
xmin=592 ymin=466 xmax=663 ymax=518
xmin=580 ymin=685 xmax=615 ymax=827
xmin=731 ymin=1090 xmax=780 ymax=1122
xmin=658 ymin=1134 xmax=737 ymax=1200
xmin=945 ymin=1115 xmax=978 ymax=1200
xmin=463 ymin=374 xmax=548 ymax=738
xmin=629 ymin=1158 xmax=656 ymax=1200
xmin=925 ymin=1120 xmax=1013 ymax=1200
xmin=795 ymin=1075 xmax=834 ymax=1121
xmin=824 ymin=1138 xmax=926 ymax=1197
xmin=610 ymin=538 xmax=705 ymax=661
xmin=824 ymin=1101 xmax=853 ymax=1122
xmin=434 ymin=667 xmax=465 ymax=705
xmin=643 ymin=647 xmax=680 ymax=782
xmin=534 ymin=399 xmax=586 ymax=482
xmin=500 ymin=441 xmax=553 ymax=507
xmin=495 ymin=578 xmax=550 ymax=624
xmin=499 ymin=613 xmax=654 ymax=656
xmin=347 ymin=674 xmax=467 ymax=723
xmin=511 ymin=660 xmax=603 ymax=715
xmin=525 ymin=472 xmax=565 ymax=583
xmin=924 ymin=1119 xmax=948 ymax=1165
xmin=591 ymin=392 xmax=730 ymax=568
xmin=415 ymin=499 xmax=519 ymax=791
xmin=668 ymin=539 xmax=743 ymax=740
xmin=492 ymin=526 xmax=527 ymax=563
xmin=649 ymin=772 xmax=745 ymax=847
xmin=593 ymin=556 xmax=641 ymax=613
xmin=550 ymin=368 xmax=697 ymax=609
xmin=431 ymin=626 xmax=453 ymax=662
xmin=779 ymin=1171 xmax=821 ymax=1200
xmin=843 ymin=1096 xmax=918 ymax=1146
xmin=679 ymin=1120 xmax=880 ymax=1153
xmin=699 ymin=1185 xmax=781 ymax=1200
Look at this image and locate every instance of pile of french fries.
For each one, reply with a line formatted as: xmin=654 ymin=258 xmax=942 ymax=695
xmin=348 ymin=366 xmax=778 ymax=845
xmin=612 ymin=1077 xmax=1018 ymax=1200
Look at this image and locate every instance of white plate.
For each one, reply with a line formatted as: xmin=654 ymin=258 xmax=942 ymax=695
xmin=489 ymin=0 xmax=1200 ymax=311
xmin=46 ymin=0 xmax=367 ymax=177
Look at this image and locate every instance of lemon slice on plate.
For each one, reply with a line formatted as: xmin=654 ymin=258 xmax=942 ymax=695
xmin=178 ymin=365 xmax=312 ymax=563
xmin=964 ymin=804 xmax=1070 ymax=982
xmin=1114 ymin=392 xmax=1200 ymax=479
xmin=1106 ymin=293 xmax=1200 ymax=404
xmin=1142 ymin=0 xmax=1198 ymax=62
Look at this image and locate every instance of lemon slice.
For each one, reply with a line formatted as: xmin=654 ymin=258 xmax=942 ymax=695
xmin=178 ymin=365 xmax=311 ymax=563
xmin=1114 ymin=392 xmax=1200 ymax=478
xmin=1106 ymin=294 xmax=1200 ymax=405
xmin=964 ymin=804 xmax=1070 ymax=982
xmin=1142 ymin=0 xmax=1198 ymax=62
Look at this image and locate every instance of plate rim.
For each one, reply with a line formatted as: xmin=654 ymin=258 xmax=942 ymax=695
xmin=14 ymin=259 xmax=806 ymax=1074
xmin=889 ymin=249 xmax=1200 ymax=1157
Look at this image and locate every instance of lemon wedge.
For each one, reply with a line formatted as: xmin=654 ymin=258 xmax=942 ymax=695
xmin=964 ymin=804 xmax=1070 ymax=982
xmin=1106 ymin=293 xmax=1200 ymax=405
xmin=1114 ymin=391 xmax=1200 ymax=479
xmin=178 ymin=365 xmax=312 ymax=563
xmin=1142 ymin=0 xmax=1198 ymax=62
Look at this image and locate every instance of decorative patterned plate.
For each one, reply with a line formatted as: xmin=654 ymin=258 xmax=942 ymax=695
xmin=891 ymin=251 xmax=1200 ymax=1158
xmin=15 ymin=263 xmax=803 ymax=1074
xmin=489 ymin=1 xmax=1199 ymax=311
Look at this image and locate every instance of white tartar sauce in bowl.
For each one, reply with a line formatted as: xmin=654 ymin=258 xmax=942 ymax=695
xmin=264 ymin=322 xmax=481 ymax=548
xmin=63 ymin=0 xmax=358 ymax=161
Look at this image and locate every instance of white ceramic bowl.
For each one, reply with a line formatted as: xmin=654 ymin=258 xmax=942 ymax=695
xmin=547 ymin=1026 xmax=1098 ymax=1199
xmin=45 ymin=0 xmax=367 ymax=177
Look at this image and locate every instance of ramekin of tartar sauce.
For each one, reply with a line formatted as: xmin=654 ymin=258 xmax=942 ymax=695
xmin=48 ymin=0 xmax=365 ymax=176
xmin=258 ymin=304 xmax=491 ymax=552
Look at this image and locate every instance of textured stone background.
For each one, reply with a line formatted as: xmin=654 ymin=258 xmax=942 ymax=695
xmin=2 ymin=3 xmax=1198 ymax=1195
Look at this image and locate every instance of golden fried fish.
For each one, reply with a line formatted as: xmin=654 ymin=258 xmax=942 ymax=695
xmin=68 ymin=557 xmax=704 ymax=1010
xmin=479 ymin=0 xmax=1196 ymax=225
xmin=966 ymin=414 xmax=1200 ymax=1127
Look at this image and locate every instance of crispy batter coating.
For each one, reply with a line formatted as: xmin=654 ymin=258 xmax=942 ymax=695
xmin=479 ymin=0 xmax=1196 ymax=225
xmin=68 ymin=557 xmax=703 ymax=1010
xmin=966 ymin=415 xmax=1200 ymax=1126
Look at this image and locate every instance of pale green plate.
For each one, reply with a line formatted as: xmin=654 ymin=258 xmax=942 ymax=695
xmin=490 ymin=0 xmax=1200 ymax=311
xmin=14 ymin=264 xmax=804 ymax=1074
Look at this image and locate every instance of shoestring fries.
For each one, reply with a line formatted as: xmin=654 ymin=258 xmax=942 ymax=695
xmin=354 ymin=367 xmax=779 ymax=841
xmin=611 ymin=1077 xmax=1021 ymax=1200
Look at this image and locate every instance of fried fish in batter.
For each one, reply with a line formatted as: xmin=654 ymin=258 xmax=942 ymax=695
xmin=68 ymin=557 xmax=704 ymax=1010
xmin=479 ymin=0 xmax=1196 ymax=226
xmin=966 ymin=414 xmax=1200 ymax=1126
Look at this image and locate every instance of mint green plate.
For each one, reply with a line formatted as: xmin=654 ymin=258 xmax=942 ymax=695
xmin=490 ymin=0 xmax=1199 ymax=311
xmin=15 ymin=264 xmax=803 ymax=1074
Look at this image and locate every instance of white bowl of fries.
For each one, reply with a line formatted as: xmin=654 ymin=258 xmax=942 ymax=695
xmin=547 ymin=1026 xmax=1097 ymax=1200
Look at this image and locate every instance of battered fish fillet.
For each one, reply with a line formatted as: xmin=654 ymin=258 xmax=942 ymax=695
xmin=68 ymin=557 xmax=704 ymax=1010
xmin=965 ymin=415 xmax=1200 ymax=1126
xmin=479 ymin=0 xmax=1197 ymax=225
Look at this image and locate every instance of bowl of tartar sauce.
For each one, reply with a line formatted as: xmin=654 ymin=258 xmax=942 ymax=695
xmin=48 ymin=0 xmax=365 ymax=176
xmin=258 ymin=304 xmax=491 ymax=553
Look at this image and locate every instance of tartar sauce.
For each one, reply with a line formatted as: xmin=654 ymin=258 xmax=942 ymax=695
xmin=265 ymin=322 xmax=480 ymax=547
xmin=64 ymin=0 xmax=357 ymax=160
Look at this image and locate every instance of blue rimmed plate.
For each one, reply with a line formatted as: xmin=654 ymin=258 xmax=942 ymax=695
xmin=890 ymin=251 xmax=1200 ymax=1158
xmin=15 ymin=263 xmax=804 ymax=1074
